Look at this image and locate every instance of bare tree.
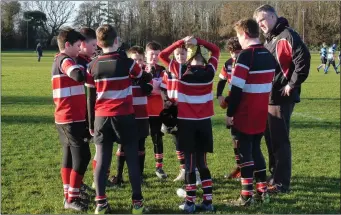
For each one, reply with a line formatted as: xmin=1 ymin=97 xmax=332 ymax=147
xmin=28 ymin=1 xmax=75 ymax=46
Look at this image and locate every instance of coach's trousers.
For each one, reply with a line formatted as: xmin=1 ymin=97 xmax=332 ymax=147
xmin=264 ymin=103 xmax=295 ymax=190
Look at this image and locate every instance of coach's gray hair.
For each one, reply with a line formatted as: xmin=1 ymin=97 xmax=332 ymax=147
xmin=253 ymin=4 xmax=278 ymax=18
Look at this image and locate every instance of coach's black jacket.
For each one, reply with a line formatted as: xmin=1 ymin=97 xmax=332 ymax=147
xmin=264 ymin=17 xmax=310 ymax=105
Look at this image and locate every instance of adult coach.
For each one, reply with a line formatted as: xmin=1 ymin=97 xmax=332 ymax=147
xmin=253 ymin=4 xmax=310 ymax=194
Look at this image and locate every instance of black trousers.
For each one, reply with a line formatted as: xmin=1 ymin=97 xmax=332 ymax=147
xmin=264 ymin=103 xmax=295 ymax=190
xmin=93 ymin=115 xmax=142 ymax=201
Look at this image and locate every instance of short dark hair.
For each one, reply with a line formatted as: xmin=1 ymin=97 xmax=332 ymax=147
xmin=253 ymin=4 xmax=277 ymax=18
xmin=234 ymin=18 xmax=260 ymax=38
xmin=226 ymin=37 xmax=242 ymax=52
xmin=96 ymin=24 xmax=117 ymax=48
xmin=57 ymin=27 xmax=85 ymax=51
xmin=79 ymin=27 xmax=96 ymax=41
xmin=146 ymin=41 xmax=162 ymax=51
xmin=127 ymin=45 xmax=144 ymax=56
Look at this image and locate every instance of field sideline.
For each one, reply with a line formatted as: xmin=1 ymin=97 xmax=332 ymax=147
xmin=1 ymin=51 xmax=340 ymax=214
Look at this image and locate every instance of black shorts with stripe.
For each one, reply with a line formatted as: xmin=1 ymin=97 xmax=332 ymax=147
xmin=177 ymin=118 xmax=213 ymax=153
xmin=321 ymin=57 xmax=327 ymax=64
xmin=94 ymin=114 xmax=138 ymax=146
xmin=56 ymin=121 xmax=87 ymax=147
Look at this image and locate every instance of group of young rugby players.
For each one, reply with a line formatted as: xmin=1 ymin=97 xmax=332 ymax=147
xmin=52 ymin=16 xmax=278 ymax=214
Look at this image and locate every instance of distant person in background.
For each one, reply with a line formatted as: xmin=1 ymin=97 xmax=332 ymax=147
xmin=317 ymin=42 xmax=327 ymax=72
xmin=324 ymin=44 xmax=339 ymax=74
xmin=36 ymin=43 xmax=43 ymax=62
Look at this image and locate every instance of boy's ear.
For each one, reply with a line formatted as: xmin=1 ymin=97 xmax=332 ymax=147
xmin=97 ymin=41 xmax=103 ymax=49
xmin=114 ymin=36 xmax=121 ymax=46
xmin=65 ymin=41 xmax=71 ymax=48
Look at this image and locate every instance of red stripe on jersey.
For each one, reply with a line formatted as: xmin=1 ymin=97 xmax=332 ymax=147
xmin=246 ymin=70 xmax=275 ymax=84
xmin=276 ymin=39 xmax=292 ymax=79
xmin=147 ymin=94 xmax=163 ymax=116
xmin=85 ymin=72 xmax=95 ymax=87
xmin=52 ymin=75 xmax=81 ymax=89
xmin=132 ymin=86 xmax=147 ymax=97
xmin=233 ymin=64 xmax=249 ymax=80
xmin=61 ymin=58 xmax=81 ymax=76
xmin=219 ymin=67 xmax=228 ymax=80
xmin=129 ymin=61 xmax=143 ymax=78
xmin=178 ymin=81 xmax=213 ymax=96
xmin=133 ymin=105 xmax=148 ymax=119
xmin=54 ymin=95 xmax=86 ymax=123
xmin=233 ymin=93 xmax=270 ymax=134
xmin=95 ymin=95 xmax=134 ymax=116
xmin=96 ymin=77 xmax=131 ymax=92
xmin=177 ymin=101 xmax=214 ymax=119
xmin=132 ymin=86 xmax=148 ymax=119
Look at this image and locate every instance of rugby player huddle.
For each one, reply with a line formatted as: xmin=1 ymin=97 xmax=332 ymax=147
xmin=51 ymin=7 xmax=301 ymax=213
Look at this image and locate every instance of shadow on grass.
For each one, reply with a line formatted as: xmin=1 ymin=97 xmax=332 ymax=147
xmin=208 ymin=175 xmax=340 ymax=214
xmin=2 ymin=96 xmax=53 ymax=105
xmin=211 ymin=117 xmax=340 ymax=130
xmin=2 ymin=115 xmax=54 ymax=124
xmin=302 ymin=97 xmax=340 ymax=101
xmin=291 ymin=120 xmax=340 ymax=129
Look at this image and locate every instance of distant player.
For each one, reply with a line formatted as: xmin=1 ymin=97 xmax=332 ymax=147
xmin=36 ymin=43 xmax=43 ymax=62
xmin=324 ymin=44 xmax=339 ymax=74
xmin=317 ymin=43 xmax=327 ymax=72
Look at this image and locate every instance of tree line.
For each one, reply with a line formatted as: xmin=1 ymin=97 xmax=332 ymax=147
xmin=1 ymin=1 xmax=340 ymax=51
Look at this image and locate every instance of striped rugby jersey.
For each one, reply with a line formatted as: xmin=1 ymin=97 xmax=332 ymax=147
xmin=86 ymin=52 xmax=142 ymax=117
xmin=51 ymin=53 xmax=87 ymax=124
xmin=227 ymin=44 xmax=276 ymax=134
xmin=160 ymin=38 xmax=220 ymax=120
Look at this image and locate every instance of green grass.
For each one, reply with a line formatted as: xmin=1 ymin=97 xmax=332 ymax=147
xmin=1 ymin=51 xmax=340 ymax=214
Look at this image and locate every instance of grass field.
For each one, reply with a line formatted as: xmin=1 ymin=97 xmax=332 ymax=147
xmin=1 ymin=51 xmax=340 ymax=214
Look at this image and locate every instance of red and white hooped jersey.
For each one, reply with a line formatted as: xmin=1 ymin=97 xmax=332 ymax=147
xmin=160 ymin=38 xmax=220 ymax=120
xmin=51 ymin=53 xmax=86 ymax=124
xmin=86 ymin=52 xmax=143 ymax=117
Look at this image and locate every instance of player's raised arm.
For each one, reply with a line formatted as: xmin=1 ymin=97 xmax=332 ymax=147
xmin=158 ymin=39 xmax=185 ymax=67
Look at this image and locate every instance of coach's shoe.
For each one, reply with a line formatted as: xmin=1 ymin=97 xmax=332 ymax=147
xmin=179 ymin=202 xmax=196 ymax=213
xmin=253 ymin=192 xmax=270 ymax=204
xmin=132 ymin=202 xmax=148 ymax=214
xmin=64 ymin=198 xmax=88 ymax=211
xmin=155 ymin=168 xmax=168 ymax=179
xmin=95 ymin=202 xmax=111 ymax=214
xmin=228 ymin=195 xmax=254 ymax=207
xmin=195 ymin=202 xmax=215 ymax=212
xmin=174 ymin=169 xmax=185 ymax=182
xmin=224 ymin=167 xmax=241 ymax=180
xmin=268 ymin=183 xmax=290 ymax=194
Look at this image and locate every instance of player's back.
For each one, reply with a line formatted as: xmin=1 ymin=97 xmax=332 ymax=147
xmin=88 ymin=52 xmax=142 ymax=117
